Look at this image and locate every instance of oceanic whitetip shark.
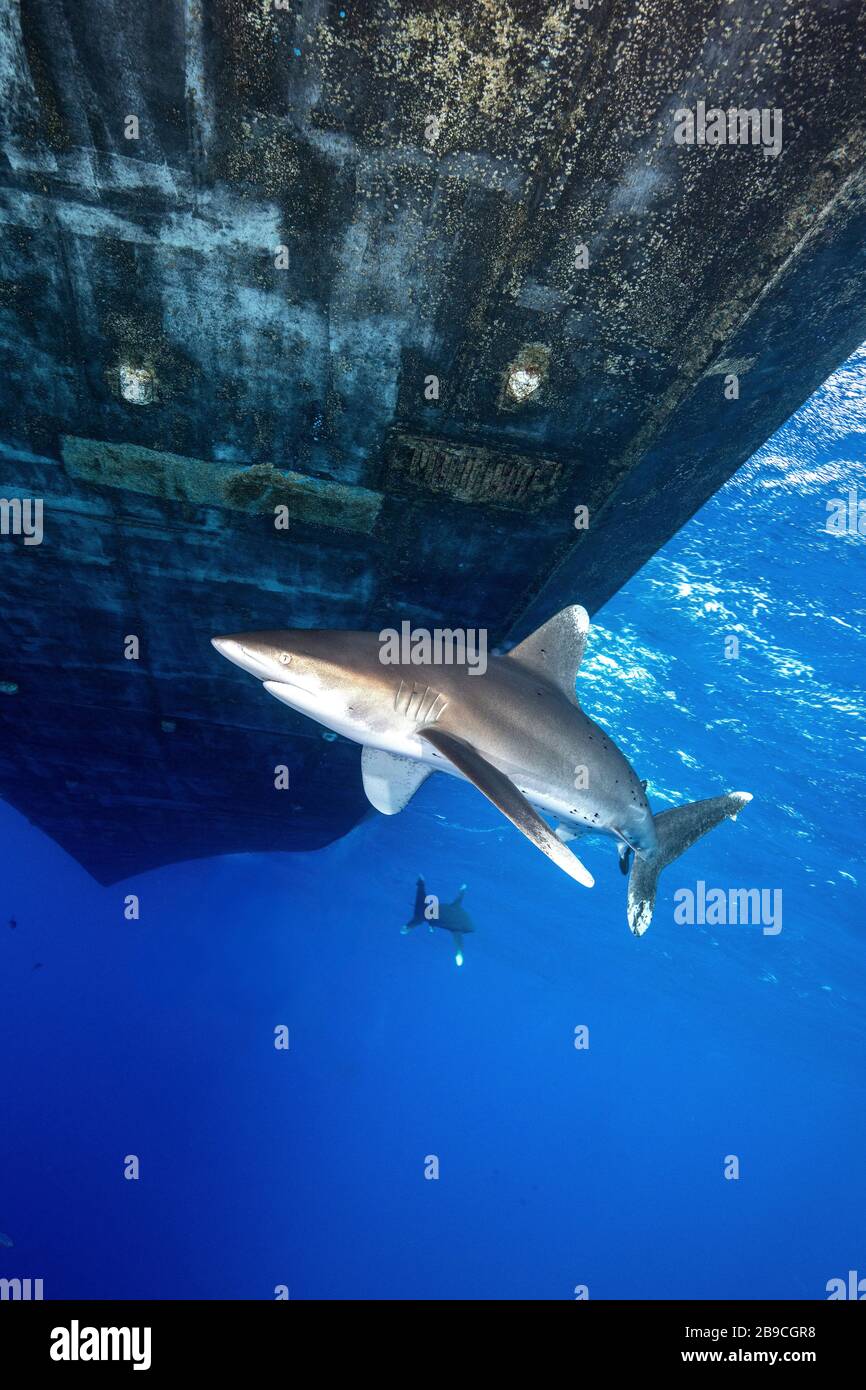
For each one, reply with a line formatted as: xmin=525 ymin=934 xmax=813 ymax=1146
xmin=401 ymin=877 xmax=474 ymax=967
xmin=212 ymin=605 xmax=751 ymax=935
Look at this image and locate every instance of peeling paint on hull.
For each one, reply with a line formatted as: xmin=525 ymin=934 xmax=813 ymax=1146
xmin=62 ymin=436 xmax=383 ymax=534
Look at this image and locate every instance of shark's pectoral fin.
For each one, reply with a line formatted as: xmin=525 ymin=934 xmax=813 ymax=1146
xmin=362 ymin=747 xmax=432 ymax=814
xmin=417 ymin=727 xmax=594 ymax=888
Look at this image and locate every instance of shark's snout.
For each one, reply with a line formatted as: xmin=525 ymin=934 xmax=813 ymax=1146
xmin=212 ymin=633 xmax=254 ymax=672
xmin=212 ymin=633 xmax=280 ymax=682
xmin=212 ymin=634 xmax=241 ymax=663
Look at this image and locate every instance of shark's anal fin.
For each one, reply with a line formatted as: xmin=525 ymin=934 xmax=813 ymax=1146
xmin=361 ymin=747 xmax=432 ymax=815
xmin=418 ymin=727 xmax=594 ymax=888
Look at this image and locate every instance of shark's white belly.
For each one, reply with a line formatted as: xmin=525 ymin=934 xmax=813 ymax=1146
xmin=364 ymin=726 xmax=604 ymax=839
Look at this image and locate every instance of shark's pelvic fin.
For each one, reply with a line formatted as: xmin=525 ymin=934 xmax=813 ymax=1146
xmin=506 ymin=605 xmax=589 ymax=702
xmin=362 ymin=747 xmax=432 ymax=814
xmin=418 ymin=726 xmax=594 ymax=888
xmin=627 ymin=791 xmax=753 ymax=937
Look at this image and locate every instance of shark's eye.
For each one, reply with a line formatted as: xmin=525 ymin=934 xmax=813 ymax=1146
xmin=278 ymin=652 xmax=292 ymax=665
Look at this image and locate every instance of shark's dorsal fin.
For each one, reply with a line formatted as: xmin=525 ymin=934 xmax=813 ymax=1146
xmin=506 ymin=605 xmax=589 ymax=700
xmin=362 ymin=747 xmax=432 ymax=815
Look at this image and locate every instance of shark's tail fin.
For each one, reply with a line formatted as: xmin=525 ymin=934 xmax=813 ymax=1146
xmin=627 ymin=792 xmax=752 ymax=937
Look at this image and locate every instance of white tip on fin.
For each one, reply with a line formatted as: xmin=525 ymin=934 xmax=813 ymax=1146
xmin=506 ymin=605 xmax=589 ymax=701
xmin=418 ymin=725 xmax=594 ymax=888
xmin=627 ymin=790 xmax=754 ymax=937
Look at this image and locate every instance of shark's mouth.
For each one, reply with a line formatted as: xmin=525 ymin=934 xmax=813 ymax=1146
xmin=260 ymin=673 xmax=302 ymax=692
xmin=263 ymin=678 xmax=341 ymax=724
xmin=238 ymin=645 xmax=275 ymax=680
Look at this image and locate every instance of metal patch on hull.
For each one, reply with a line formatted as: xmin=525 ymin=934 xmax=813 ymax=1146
xmin=384 ymin=432 xmax=564 ymax=511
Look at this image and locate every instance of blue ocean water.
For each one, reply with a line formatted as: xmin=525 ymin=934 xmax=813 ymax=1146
xmin=1 ymin=349 xmax=864 ymax=1302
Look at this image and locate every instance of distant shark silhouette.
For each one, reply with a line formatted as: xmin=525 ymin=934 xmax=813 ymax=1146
xmin=213 ymin=605 xmax=751 ymax=934
xmin=402 ymin=877 xmax=473 ymax=966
